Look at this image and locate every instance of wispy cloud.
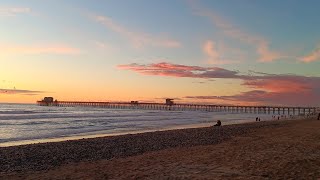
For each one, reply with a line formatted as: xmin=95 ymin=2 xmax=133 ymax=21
xmin=203 ymin=40 xmax=219 ymax=63
xmin=0 ymin=88 xmax=44 ymax=95
xmin=256 ymin=41 xmax=282 ymax=62
xmin=203 ymin=41 xmax=219 ymax=60
xmin=203 ymin=40 xmax=240 ymax=64
xmin=118 ymin=61 xmax=320 ymax=106
xmin=0 ymin=44 xmax=80 ymax=55
xmin=300 ymin=45 xmax=320 ymax=63
xmin=0 ymin=7 xmax=31 ymax=17
xmin=92 ymin=15 xmax=181 ymax=49
xmin=189 ymin=1 xmax=283 ymax=62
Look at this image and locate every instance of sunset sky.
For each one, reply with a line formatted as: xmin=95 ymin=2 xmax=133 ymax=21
xmin=1 ymin=0 xmax=320 ymax=106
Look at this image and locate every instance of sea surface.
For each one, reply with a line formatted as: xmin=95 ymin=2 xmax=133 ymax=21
xmin=0 ymin=103 xmax=274 ymax=147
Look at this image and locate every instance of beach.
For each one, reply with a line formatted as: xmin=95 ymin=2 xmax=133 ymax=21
xmin=1 ymin=117 xmax=319 ymax=179
xmin=2 ymin=0 xmax=320 ymax=179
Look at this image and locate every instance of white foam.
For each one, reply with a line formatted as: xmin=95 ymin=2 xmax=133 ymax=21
xmin=0 ymin=103 xmax=275 ymax=146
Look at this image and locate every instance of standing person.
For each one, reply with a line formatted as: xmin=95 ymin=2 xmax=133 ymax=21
xmin=256 ymin=117 xmax=258 ymax=121
xmin=318 ymin=113 xmax=320 ymax=120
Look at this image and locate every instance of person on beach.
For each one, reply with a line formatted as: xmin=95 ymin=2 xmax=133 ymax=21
xmin=214 ymin=120 xmax=221 ymax=126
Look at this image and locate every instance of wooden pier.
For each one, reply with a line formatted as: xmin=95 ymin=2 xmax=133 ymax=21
xmin=37 ymin=98 xmax=317 ymax=115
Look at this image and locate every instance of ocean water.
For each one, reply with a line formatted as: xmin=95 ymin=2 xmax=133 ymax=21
xmin=0 ymin=103 xmax=274 ymax=146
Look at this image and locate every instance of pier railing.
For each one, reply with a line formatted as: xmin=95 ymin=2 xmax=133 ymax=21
xmin=36 ymin=100 xmax=317 ymax=115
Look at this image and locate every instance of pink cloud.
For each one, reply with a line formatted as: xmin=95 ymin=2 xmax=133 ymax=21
xmin=189 ymin=77 xmax=320 ymax=106
xmin=203 ymin=40 xmax=219 ymax=60
xmin=117 ymin=62 xmax=238 ymax=79
xmin=256 ymin=42 xmax=283 ymax=62
xmin=92 ymin=15 xmax=181 ymax=49
xmin=118 ymin=61 xmax=320 ymax=106
xmin=185 ymin=89 xmax=320 ymax=106
xmin=185 ymin=91 xmax=273 ymax=105
xmin=202 ymin=40 xmax=244 ymax=64
xmin=237 ymin=76 xmax=320 ymax=106
xmin=0 ymin=7 xmax=31 ymax=17
xmin=1 ymin=44 xmax=80 ymax=55
xmin=301 ymin=46 xmax=320 ymax=63
xmin=243 ymin=78 xmax=312 ymax=93
xmin=203 ymin=40 xmax=227 ymax=64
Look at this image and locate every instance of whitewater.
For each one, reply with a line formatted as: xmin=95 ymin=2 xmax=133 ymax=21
xmin=0 ymin=103 xmax=273 ymax=146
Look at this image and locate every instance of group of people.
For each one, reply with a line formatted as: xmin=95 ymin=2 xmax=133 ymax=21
xmin=272 ymin=115 xmax=283 ymax=120
xmin=212 ymin=112 xmax=320 ymax=127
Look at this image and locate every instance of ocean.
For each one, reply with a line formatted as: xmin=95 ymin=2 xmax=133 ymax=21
xmin=0 ymin=103 xmax=273 ymax=147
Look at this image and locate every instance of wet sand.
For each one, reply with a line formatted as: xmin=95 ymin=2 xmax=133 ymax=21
xmin=1 ymin=117 xmax=319 ymax=179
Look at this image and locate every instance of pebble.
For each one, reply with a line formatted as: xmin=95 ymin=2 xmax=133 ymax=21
xmin=0 ymin=121 xmax=284 ymax=173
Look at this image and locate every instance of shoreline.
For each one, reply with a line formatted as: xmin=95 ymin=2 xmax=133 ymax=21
xmin=0 ymin=115 xmax=301 ymax=147
xmin=0 ymin=122 xmax=214 ymax=147
xmin=1 ymin=116 xmax=319 ymax=179
xmin=0 ymin=119 xmax=289 ymax=174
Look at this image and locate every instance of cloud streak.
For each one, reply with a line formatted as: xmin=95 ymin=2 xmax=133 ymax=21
xmin=0 ymin=7 xmax=31 ymax=17
xmin=0 ymin=88 xmax=44 ymax=95
xmin=118 ymin=62 xmax=320 ymax=106
xmin=117 ymin=62 xmax=239 ymax=79
xmin=185 ymin=89 xmax=320 ymax=107
xmin=92 ymin=15 xmax=181 ymax=49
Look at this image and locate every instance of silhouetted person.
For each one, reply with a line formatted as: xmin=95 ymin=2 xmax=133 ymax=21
xmin=256 ymin=117 xmax=258 ymax=121
xmin=214 ymin=120 xmax=221 ymax=126
xmin=258 ymin=118 xmax=261 ymax=121
xmin=278 ymin=116 xmax=280 ymax=120
xmin=318 ymin=113 xmax=320 ymax=120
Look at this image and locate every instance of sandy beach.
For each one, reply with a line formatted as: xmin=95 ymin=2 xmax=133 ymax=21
xmin=1 ymin=117 xmax=319 ymax=179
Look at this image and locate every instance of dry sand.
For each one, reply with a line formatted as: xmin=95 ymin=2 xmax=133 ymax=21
xmin=1 ymin=118 xmax=320 ymax=179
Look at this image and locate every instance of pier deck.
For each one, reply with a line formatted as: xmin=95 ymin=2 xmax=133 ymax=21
xmin=36 ymin=100 xmax=317 ymax=115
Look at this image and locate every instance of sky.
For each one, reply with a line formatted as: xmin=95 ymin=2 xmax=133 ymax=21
xmin=0 ymin=0 xmax=320 ymax=106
